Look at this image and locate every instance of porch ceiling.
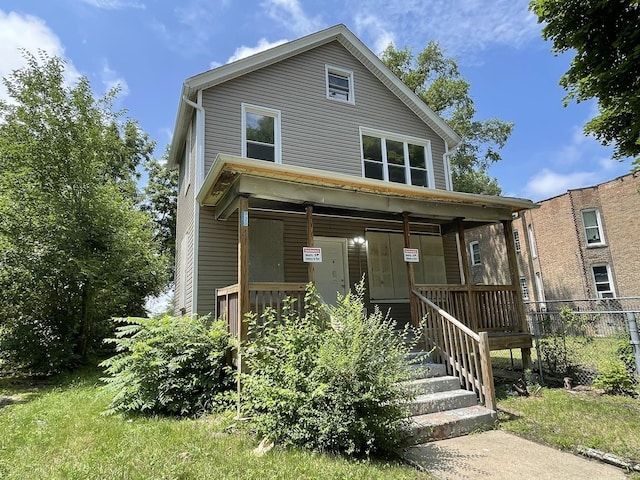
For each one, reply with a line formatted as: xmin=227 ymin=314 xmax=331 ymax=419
xmin=197 ymin=154 xmax=538 ymax=223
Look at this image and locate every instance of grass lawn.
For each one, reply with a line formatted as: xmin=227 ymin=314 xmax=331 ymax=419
xmin=497 ymin=384 xmax=640 ymax=476
xmin=491 ymin=335 xmax=628 ymax=378
xmin=0 ymin=369 xmax=427 ymax=479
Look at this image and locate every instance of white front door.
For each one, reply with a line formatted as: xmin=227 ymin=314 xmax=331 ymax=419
xmin=314 ymin=237 xmax=349 ymax=304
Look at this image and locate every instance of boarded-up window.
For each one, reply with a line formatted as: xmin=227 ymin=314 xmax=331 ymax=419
xmin=249 ymin=218 xmax=284 ymax=282
xmin=366 ymin=231 xmax=446 ymax=300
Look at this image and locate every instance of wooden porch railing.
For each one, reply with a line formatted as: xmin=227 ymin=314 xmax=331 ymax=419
xmin=216 ymin=282 xmax=308 ymax=338
xmin=415 ymin=284 xmax=522 ymax=333
xmin=413 ymin=289 xmax=496 ymax=410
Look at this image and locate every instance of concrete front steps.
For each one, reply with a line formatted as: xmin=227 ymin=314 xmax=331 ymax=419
xmin=404 ymin=353 xmax=496 ymax=444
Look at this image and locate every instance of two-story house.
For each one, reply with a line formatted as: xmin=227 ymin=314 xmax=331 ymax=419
xmin=167 ymin=24 xmax=537 ymax=404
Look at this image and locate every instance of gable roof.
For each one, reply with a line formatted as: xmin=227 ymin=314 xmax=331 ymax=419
xmin=168 ymin=24 xmax=461 ymax=167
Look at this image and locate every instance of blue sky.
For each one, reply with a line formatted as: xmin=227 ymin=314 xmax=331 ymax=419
xmin=0 ymin=0 xmax=633 ymax=201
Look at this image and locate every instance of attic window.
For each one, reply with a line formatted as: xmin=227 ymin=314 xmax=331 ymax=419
xmin=326 ymin=65 xmax=354 ymax=104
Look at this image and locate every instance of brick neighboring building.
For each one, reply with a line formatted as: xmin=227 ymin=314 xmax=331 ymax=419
xmin=466 ymin=172 xmax=640 ymax=302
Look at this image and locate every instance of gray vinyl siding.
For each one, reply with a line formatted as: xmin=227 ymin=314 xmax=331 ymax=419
xmin=202 ymin=40 xmax=449 ymax=189
xmin=196 ymin=207 xmax=238 ymax=315
xmin=196 ymin=208 xmax=461 ymax=321
xmin=174 ymin=116 xmax=196 ymax=315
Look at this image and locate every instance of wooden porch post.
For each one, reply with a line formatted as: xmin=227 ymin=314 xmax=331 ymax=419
xmin=403 ymin=213 xmax=418 ymax=327
xmin=502 ymin=219 xmax=532 ymax=370
xmin=306 ymin=204 xmax=315 ymax=284
xmin=457 ymin=218 xmax=479 ymax=331
xmin=237 ymin=195 xmax=250 ymax=367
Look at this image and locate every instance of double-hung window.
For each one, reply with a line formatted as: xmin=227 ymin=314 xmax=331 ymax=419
xmin=242 ymin=103 xmax=281 ymax=163
xmin=326 ymin=65 xmax=354 ymax=104
xmin=582 ymin=209 xmax=605 ymax=246
xmin=592 ymin=264 xmax=615 ymax=298
xmin=513 ymin=230 xmax=521 ymax=254
xmin=470 ymin=241 xmax=481 ymax=266
xmin=360 ymin=128 xmax=433 ymax=187
xmin=519 ymin=276 xmax=529 ymax=300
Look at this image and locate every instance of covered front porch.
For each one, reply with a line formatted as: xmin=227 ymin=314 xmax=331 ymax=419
xmin=199 ymin=154 xmax=537 ymax=409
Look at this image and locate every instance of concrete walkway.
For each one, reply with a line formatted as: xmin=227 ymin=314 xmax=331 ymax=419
xmin=402 ymin=430 xmax=629 ymax=479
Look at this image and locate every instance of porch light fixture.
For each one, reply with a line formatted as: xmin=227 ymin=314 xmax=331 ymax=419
xmin=353 ymin=236 xmax=365 ymax=245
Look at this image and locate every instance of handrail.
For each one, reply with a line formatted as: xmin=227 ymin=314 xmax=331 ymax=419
xmin=413 ymin=289 xmax=496 ymax=410
xmin=413 ymin=290 xmax=479 ymax=341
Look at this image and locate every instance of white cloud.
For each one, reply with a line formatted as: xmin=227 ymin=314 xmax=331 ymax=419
xmin=353 ymin=13 xmax=395 ymax=55
xmin=0 ymin=10 xmax=80 ymax=103
xmin=227 ymin=38 xmax=289 ymax=63
xmin=260 ymin=0 xmax=324 ymax=36
xmin=79 ymin=0 xmax=145 ymax=9
xmin=100 ymin=60 xmax=129 ymax=97
xmin=348 ymin=0 xmax=539 ymax=61
xmin=524 ymin=169 xmax=598 ymax=199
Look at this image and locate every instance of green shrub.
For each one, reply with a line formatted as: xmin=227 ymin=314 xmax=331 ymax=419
xmin=242 ymin=282 xmax=416 ymax=457
xmin=0 ymin=315 xmax=79 ymax=375
xmin=100 ymin=315 xmax=232 ymax=416
xmin=592 ymin=360 xmax=635 ymax=395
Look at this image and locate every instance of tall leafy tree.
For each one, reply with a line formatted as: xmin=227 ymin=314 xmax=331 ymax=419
xmin=143 ymin=147 xmax=178 ymax=282
xmin=0 ymin=52 xmax=167 ymax=372
xmin=381 ymin=42 xmax=513 ymax=195
xmin=530 ymin=0 xmax=640 ymax=168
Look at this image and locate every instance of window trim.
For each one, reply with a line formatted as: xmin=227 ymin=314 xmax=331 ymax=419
xmin=470 ymin=241 xmax=481 ymax=266
xmin=241 ymin=103 xmax=282 ymax=164
xmin=325 ymin=65 xmax=355 ymax=104
xmin=591 ymin=264 xmax=616 ymax=298
xmin=359 ymin=127 xmax=434 ymax=188
xmin=581 ymin=208 xmax=606 ymax=247
xmin=528 ymin=224 xmax=537 ymax=259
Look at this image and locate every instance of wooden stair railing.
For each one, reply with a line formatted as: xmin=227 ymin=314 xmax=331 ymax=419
xmin=413 ymin=290 xmax=496 ymax=410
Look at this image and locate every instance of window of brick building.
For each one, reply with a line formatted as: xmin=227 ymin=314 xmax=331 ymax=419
xmin=519 ymin=276 xmax=529 ymax=300
xmin=592 ymin=264 xmax=615 ymax=298
xmin=513 ymin=230 xmax=521 ymax=254
xmin=582 ymin=209 xmax=606 ymax=246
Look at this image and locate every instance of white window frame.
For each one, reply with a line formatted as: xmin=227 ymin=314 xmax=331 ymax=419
xmin=528 ymin=224 xmax=537 ymax=259
xmin=519 ymin=276 xmax=529 ymax=301
xmin=470 ymin=241 xmax=481 ymax=266
xmin=241 ymin=103 xmax=282 ymax=164
xmin=581 ymin=208 xmax=606 ymax=246
xmin=591 ymin=264 xmax=615 ymax=298
xmin=325 ymin=65 xmax=355 ymax=104
xmin=359 ymin=127 xmax=434 ymax=188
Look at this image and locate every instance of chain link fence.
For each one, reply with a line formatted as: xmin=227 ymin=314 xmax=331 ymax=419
xmin=524 ymin=298 xmax=640 ymax=386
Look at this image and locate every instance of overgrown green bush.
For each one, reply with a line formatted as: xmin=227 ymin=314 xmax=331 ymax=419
xmin=593 ymin=360 xmax=635 ymax=395
xmin=242 ymin=282 xmax=416 ymax=457
xmin=100 ymin=315 xmax=231 ymax=416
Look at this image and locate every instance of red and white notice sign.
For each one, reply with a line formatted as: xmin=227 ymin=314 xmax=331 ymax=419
xmin=303 ymin=247 xmax=322 ymax=263
xmin=403 ymin=248 xmax=420 ymax=263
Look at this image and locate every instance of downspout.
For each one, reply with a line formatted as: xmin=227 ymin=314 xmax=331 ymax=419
xmin=183 ymin=92 xmax=205 ymax=314
xmin=443 ymin=140 xmax=454 ymax=191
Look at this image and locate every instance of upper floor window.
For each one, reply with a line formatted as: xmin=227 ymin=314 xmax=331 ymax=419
xmin=326 ymin=65 xmax=354 ymax=104
xmin=360 ymin=128 xmax=433 ymax=188
xmin=592 ymin=264 xmax=615 ymax=298
xmin=242 ymin=103 xmax=281 ymax=163
xmin=470 ymin=241 xmax=481 ymax=266
xmin=582 ymin=209 xmax=605 ymax=246
xmin=513 ymin=229 xmax=521 ymax=254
